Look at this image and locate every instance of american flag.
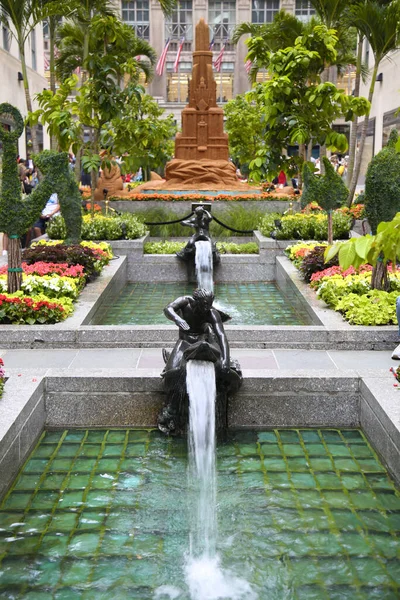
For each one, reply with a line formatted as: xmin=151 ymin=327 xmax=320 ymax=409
xmin=213 ymin=43 xmax=225 ymax=72
xmin=173 ymin=37 xmax=185 ymax=73
xmin=44 ymin=54 xmax=50 ymax=71
xmin=209 ymin=37 xmax=215 ymax=51
xmin=245 ymin=59 xmax=252 ymax=74
xmin=156 ymin=38 xmax=170 ymax=76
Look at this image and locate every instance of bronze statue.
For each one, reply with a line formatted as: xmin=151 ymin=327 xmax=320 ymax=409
xmin=158 ymin=288 xmax=242 ymax=435
xmin=176 ymin=205 xmax=220 ymax=265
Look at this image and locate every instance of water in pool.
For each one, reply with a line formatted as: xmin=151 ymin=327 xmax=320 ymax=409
xmin=90 ymin=282 xmax=315 ymax=326
xmin=0 ymin=428 xmax=399 ymax=599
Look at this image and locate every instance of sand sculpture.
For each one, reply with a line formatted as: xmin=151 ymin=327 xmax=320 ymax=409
xmin=134 ymin=19 xmax=252 ymax=192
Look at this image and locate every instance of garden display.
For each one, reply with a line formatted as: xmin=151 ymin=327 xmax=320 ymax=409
xmin=0 ymin=242 xmax=112 ymax=324
xmin=286 ymin=241 xmax=400 ymax=325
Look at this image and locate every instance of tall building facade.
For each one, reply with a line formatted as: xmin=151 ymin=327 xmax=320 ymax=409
xmin=0 ymin=22 xmax=49 ymax=157
xmin=118 ymin=0 xmax=321 ymax=121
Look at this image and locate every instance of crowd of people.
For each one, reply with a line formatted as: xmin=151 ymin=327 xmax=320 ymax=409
xmin=311 ymin=154 xmax=348 ymax=179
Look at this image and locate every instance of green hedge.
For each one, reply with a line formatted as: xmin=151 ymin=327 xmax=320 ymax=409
xmin=144 ymin=241 xmax=259 ymax=254
xmin=365 ymin=129 xmax=400 ymax=234
xmin=259 ymin=212 xmax=352 ymax=240
xmin=47 ymin=214 xmax=147 ymax=241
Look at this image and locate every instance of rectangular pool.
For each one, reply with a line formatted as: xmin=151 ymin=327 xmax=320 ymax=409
xmin=0 ymin=428 xmax=399 ymax=599
xmin=90 ymin=282 xmax=316 ymax=326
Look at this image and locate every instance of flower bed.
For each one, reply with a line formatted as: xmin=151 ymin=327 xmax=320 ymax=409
xmin=260 ymin=211 xmax=352 ymax=240
xmin=107 ymin=192 xmax=294 ymax=202
xmin=286 ymin=242 xmax=400 ymax=325
xmin=47 ymin=214 xmax=147 ymax=241
xmin=144 ymin=241 xmax=259 ymax=254
xmin=0 ymin=242 xmax=112 ymax=325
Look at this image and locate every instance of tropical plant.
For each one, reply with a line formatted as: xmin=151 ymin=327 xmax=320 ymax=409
xmin=102 ymin=92 xmax=176 ymax=181
xmin=224 ymin=95 xmax=265 ymax=173
xmin=0 ymin=0 xmax=52 ymax=153
xmin=347 ymin=0 xmax=400 ymax=203
xmin=325 ymin=212 xmax=400 ymax=290
xmin=246 ymin=25 xmax=370 ymax=181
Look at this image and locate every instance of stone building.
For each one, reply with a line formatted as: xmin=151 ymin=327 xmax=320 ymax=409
xmin=0 ymin=21 xmax=49 ymax=157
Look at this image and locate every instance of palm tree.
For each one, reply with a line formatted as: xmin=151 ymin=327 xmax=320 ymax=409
xmin=56 ymin=18 xmax=156 ymax=83
xmin=232 ymin=11 xmax=306 ymax=81
xmin=347 ymin=0 xmax=400 ymax=203
xmin=0 ymin=0 xmax=46 ymax=153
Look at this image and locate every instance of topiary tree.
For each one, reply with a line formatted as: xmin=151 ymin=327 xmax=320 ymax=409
xmin=0 ymin=104 xmax=53 ymax=293
xmin=34 ymin=151 xmax=82 ymax=244
xmin=365 ymin=129 xmax=400 ymax=235
xmin=302 ymin=157 xmax=348 ymax=243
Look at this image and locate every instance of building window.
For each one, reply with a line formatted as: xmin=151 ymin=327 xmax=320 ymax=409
xmin=337 ymin=69 xmax=356 ymax=96
xmin=295 ymin=0 xmax=315 ymax=22
xmin=166 ymin=1 xmax=193 ymax=51
xmin=252 ymin=0 xmax=279 ymax=24
xmin=214 ymin=73 xmax=234 ymax=103
xmin=31 ymin=29 xmax=37 ymax=70
xmin=121 ymin=0 xmax=150 ymax=40
xmin=209 ymin=0 xmax=236 ymax=48
xmin=167 ymin=72 xmax=190 ymax=102
xmin=2 ymin=25 xmax=10 ymax=52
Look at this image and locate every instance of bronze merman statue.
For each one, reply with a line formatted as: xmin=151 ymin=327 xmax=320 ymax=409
xmin=176 ymin=206 xmax=221 ymax=265
xmin=158 ymin=288 xmax=242 ymax=435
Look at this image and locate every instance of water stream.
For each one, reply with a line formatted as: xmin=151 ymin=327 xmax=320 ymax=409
xmin=184 ymin=360 xmax=255 ymax=600
xmin=195 ymin=241 xmax=213 ymax=292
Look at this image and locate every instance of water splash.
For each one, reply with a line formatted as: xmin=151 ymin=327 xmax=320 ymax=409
xmin=195 ymin=241 xmax=213 ymax=292
xmin=185 ymin=360 xmax=256 ymax=600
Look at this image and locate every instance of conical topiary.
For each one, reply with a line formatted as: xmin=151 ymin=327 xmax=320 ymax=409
xmin=301 ymin=157 xmax=348 ymax=211
xmin=365 ymin=129 xmax=400 ymax=234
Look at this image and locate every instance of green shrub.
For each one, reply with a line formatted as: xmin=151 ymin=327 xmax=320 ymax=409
xmin=135 ymin=205 xmax=265 ymax=239
xmin=302 ymin=157 xmax=348 ymax=210
xmin=143 ymin=241 xmax=259 ymax=254
xmin=48 ymin=214 xmax=147 ymax=241
xmin=365 ymin=129 xmax=400 ymax=234
xmin=335 ymin=290 xmax=398 ymax=325
xmin=258 ymin=212 xmax=352 ymax=240
xmin=144 ymin=241 xmax=185 ymax=254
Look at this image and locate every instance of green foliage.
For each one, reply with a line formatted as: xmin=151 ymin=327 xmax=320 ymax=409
xmin=47 ymin=213 xmax=147 ymax=241
xmin=133 ymin=206 xmax=265 ymax=239
xmin=0 ymin=104 xmax=54 ymax=238
xmin=245 ymin=24 xmax=370 ymax=181
xmin=334 ymin=291 xmax=398 ymax=325
xmin=364 ymin=129 xmax=400 ymax=234
xmin=144 ymin=241 xmax=185 ymax=254
xmin=326 ymin=212 xmax=400 ymax=271
xmin=143 ymin=241 xmax=259 ymax=254
xmin=103 ymin=92 xmax=176 ymax=179
xmin=224 ymin=95 xmax=264 ymax=172
xmin=259 ymin=211 xmax=352 ymax=240
xmin=302 ymin=157 xmax=348 ymax=210
xmin=34 ymin=151 xmax=82 ymax=244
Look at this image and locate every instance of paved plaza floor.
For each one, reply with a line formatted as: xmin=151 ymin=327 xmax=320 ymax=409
xmin=0 ymin=347 xmax=397 ymax=373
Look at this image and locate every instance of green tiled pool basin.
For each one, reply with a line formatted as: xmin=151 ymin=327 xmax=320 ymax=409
xmin=0 ymin=429 xmax=399 ymax=599
xmin=90 ymin=282 xmax=316 ymax=326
